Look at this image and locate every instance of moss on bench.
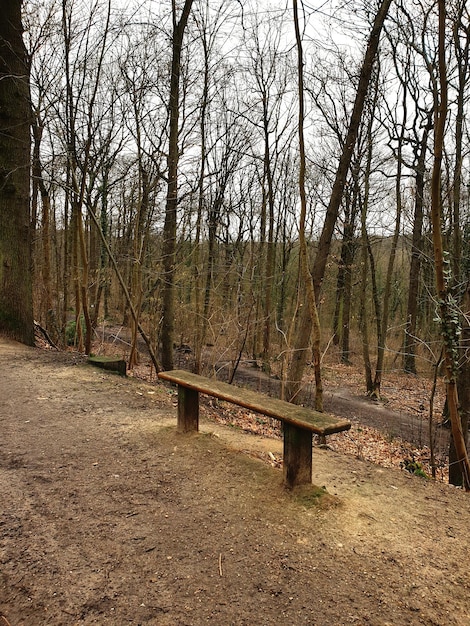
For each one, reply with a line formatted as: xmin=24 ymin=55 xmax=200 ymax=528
xmin=158 ymin=369 xmax=351 ymax=489
xmin=87 ymin=355 xmax=127 ymax=376
xmin=158 ymin=369 xmax=350 ymax=434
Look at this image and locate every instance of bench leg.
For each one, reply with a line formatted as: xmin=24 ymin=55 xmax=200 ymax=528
xmin=177 ymin=386 xmax=199 ymax=432
xmin=283 ymin=424 xmax=312 ymax=488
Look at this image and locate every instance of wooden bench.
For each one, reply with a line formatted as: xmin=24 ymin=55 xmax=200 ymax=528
xmin=88 ymin=355 xmax=127 ymax=376
xmin=158 ymin=369 xmax=351 ymax=488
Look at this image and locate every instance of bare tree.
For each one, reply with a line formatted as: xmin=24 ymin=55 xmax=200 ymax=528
xmin=287 ymin=0 xmax=393 ymax=402
xmin=291 ymin=0 xmax=323 ymax=408
xmin=241 ymin=7 xmax=293 ymax=368
xmin=161 ymin=0 xmax=195 ymax=371
xmin=60 ymin=0 xmax=115 ymax=354
xmin=430 ymin=0 xmax=470 ymax=490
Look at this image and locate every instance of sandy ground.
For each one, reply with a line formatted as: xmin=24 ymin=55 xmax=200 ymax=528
xmin=0 ymin=337 xmax=469 ymax=626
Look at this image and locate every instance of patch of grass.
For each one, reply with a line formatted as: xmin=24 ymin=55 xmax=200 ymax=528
xmin=400 ymin=457 xmax=429 ymax=479
xmin=291 ymin=484 xmax=340 ymax=509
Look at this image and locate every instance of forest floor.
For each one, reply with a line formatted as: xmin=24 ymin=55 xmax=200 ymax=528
xmin=1 ymin=335 xmax=469 ymax=626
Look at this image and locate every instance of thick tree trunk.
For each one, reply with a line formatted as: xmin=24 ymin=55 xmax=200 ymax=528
xmin=0 ymin=0 xmax=34 ymax=345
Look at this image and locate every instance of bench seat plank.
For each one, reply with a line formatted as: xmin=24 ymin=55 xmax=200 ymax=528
xmin=158 ymin=369 xmax=350 ymax=436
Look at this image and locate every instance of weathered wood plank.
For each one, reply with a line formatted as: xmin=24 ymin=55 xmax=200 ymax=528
xmin=158 ymin=369 xmax=350 ymax=436
xmin=283 ymin=424 xmax=313 ymax=488
xmin=178 ymin=385 xmax=199 ymax=432
xmin=159 ymin=369 xmax=351 ymax=488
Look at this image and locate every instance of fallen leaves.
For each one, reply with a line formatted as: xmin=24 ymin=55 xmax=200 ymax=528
xmin=201 ymin=390 xmax=449 ymax=483
xmin=118 ymin=347 xmax=452 ymax=483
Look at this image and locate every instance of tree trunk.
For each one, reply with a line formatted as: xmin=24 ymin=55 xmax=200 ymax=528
xmin=431 ymin=0 xmax=470 ymax=490
xmin=287 ymin=0 xmax=392 ymax=397
xmin=31 ymin=112 xmax=53 ymax=324
xmin=310 ymin=0 xmax=393 ymax=299
xmin=292 ymin=0 xmax=323 ymax=411
xmin=333 ymin=177 xmax=358 ymax=365
xmin=448 ymin=4 xmax=470 ymax=487
xmin=129 ymin=167 xmax=149 ymax=370
xmin=450 ymin=4 xmax=469 ymax=284
xmin=261 ymin=111 xmax=276 ymax=369
xmin=193 ymin=35 xmax=209 ymax=375
xmin=372 ymin=101 xmax=404 ymax=398
xmin=359 ymin=123 xmax=374 ymax=394
xmin=161 ymin=0 xmax=194 ymax=371
xmin=403 ymin=120 xmax=431 ymax=374
xmin=0 ymin=0 xmax=34 ymax=345
xmin=450 ymin=285 xmax=470 ymax=486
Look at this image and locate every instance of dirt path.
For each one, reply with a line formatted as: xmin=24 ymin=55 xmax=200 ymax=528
xmin=0 ymin=338 xmax=469 ymax=626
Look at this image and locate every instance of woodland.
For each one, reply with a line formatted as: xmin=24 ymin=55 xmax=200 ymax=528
xmin=1 ymin=0 xmax=470 ymax=487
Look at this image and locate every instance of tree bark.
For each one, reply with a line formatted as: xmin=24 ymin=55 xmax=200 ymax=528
xmin=32 ymin=114 xmax=53 ymax=322
xmin=358 ymin=112 xmax=375 ymax=394
xmin=403 ymin=119 xmax=431 ymax=374
xmin=0 ymin=0 xmax=34 ymax=345
xmin=310 ymin=0 xmax=393 ymax=300
xmin=450 ymin=5 xmax=470 ymax=488
xmin=450 ymin=4 xmax=469 ymax=283
xmin=291 ymin=0 xmax=323 ymax=410
xmin=161 ymin=0 xmax=194 ymax=371
xmin=286 ymin=0 xmax=392 ymax=399
xmin=430 ymin=0 xmax=470 ymax=490
xmin=451 ymin=285 xmax=470 ymax=486
xmin=332 ymin=172 xmax=358 ymax=365
xmin=372 ymin=87 xmax=405 ymax=398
